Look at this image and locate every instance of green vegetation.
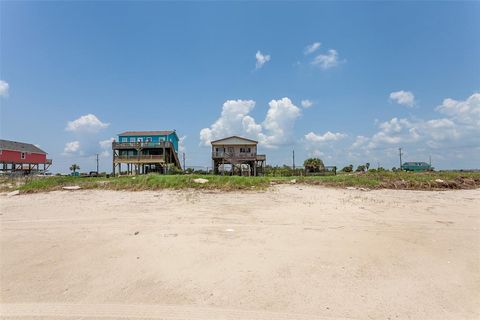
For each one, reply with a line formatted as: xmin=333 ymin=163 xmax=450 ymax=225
xmin=1 ymin=171 xmax=479 ymax=194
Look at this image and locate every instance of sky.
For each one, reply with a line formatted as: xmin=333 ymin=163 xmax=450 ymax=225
xmin=1 ymin=1 xmax=479 ymax=173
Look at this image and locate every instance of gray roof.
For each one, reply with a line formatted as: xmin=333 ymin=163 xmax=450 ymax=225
xmin=0 ymin=139 xmax=47 ymax=154
xmin=211 ymin=136 xmax=258 ymax=145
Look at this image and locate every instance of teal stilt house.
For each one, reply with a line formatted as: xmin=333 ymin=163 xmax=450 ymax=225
xmin=112 ymin=130 xmax=181 ymax=175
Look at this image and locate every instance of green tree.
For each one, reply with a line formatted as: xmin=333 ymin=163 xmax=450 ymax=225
xmin=341 ymin=164 xmax=353 ymax=173
xmin=365 ymin=162 xmax=370 ymax=171
xmin=355 ymin=165 xmax=366 ymax=172
xmin=69 ymin=164 xmax=80 ymax=174
xmin=303 ymin=158 xmax=325 ymax=173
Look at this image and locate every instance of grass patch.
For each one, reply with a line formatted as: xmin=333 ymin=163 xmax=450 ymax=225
xmin=1 ymin=171 xmax=479 ymax=194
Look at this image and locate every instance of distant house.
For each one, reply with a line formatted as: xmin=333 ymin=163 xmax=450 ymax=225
xmin=211 ymin=136 xmax=266 ymax=176
xmin=402 ymin=162 xmax=433 ymax=172
xmin=0 ymin=139 xmax=52 ymax=174
xmin=112 ymin=130 xmax=181 ymax=175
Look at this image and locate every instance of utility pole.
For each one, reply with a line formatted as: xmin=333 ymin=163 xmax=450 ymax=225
xmin=182 ymin=152 xmax=186 ymax=172
xmin=292 ymin=149 xmax=295 ymax=170
xmin=96 ymin=154 xmax=99 ymax=173
xmin=429 ymin=155 xmax=431 ymax=167
xmin=398 ymin=148 xmax=403 ymax=170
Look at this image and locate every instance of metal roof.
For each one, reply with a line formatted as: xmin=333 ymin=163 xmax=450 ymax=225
xmin=0 ymin=139 xmax=47 ymax=154
xmin=118 ymin=130 xmax=175 ymax=136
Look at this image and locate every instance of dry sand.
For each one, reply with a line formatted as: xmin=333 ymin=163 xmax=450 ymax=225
xmin=1 ymin=185 xmax=479 ymax=319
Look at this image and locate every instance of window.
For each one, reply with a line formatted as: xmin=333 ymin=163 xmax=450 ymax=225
xmin=121 ymin=137 xmax=128 ymax=142
xmin=137 ymin=138 xmax=143 ymax=142
xmin=146 ymin=137 xmax=152 ymax=142
xmin=21 ymin=152 xmax=26 ymax=159
xmin=240 ymin=147 xmax=251 ymax=153
xmin=129 ymin=137 xmax=135 ymax=142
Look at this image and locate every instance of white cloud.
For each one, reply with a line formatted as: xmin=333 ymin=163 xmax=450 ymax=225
xmin=305 ymin=131 xmax=347 ymax=143
xmin=301 ymin=99 xmax=314 ymax=108
xmin=436 ymin=93 xmax=480 ymax=126
xmin=311 ymin=49 xmax=340 ymax=69
xmin=66 ymin=114 xmax=109 ymax=133
xmin=99 ymin=138 xmax=114 ymax=149
xmin=0 ymin=80 xmax=9 ymax=97
xmin=304 ymin=131 xmax=347 ymax=159
xmin=389 ymin=90 xmax=416 ymax=108
xmin=351 ymin=135 xmax=369 ymax=149
xmin=63 ymin=141 xmax=80 ymax=155
xmin=304 ymin=42 xmax=321 ymax=55
xmin=255 ymin=51 xmax=271 ymax=69
xmin=199 ymin=97 xmax=301 ymax=148
xmin=260 ymin=98 xmax=301 ymax=147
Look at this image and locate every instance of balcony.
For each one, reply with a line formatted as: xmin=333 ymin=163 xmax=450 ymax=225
xmin=112 ymin=141 xmax=173 ymax=149
xmin=45 ymin=159 xmax=53 ymax=165
xmin=114 ymin=155 xmax=165 ymax=163
xmin=212 ymin=152 xmax=266 ymax=161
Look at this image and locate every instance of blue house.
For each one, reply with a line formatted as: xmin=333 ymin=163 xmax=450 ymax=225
xmin=112 ymin=130 xmax=181 ymax=175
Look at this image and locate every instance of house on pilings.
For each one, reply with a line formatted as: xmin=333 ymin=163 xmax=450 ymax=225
xmin=112 ymin=130 xmax=181 ymax=175
xmin=0 ymin=139 xmax=52 ymax=174
xmin=211 ymin=136 xmax=266 ymax=176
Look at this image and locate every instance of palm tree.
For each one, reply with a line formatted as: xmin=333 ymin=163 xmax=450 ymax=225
xmin=303 ymin=158 xmax=325 ymax=173
xmin=70 ymin=164 xmax=80 ymax=174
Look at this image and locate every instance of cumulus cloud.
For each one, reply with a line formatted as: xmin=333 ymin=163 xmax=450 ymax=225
xmin=66 ymin=114 xmax=109 ymax=133
xmin=304 ymin=131 xmax=347 ymax=159
xmin=199 ymin=98 xmax=301 ymax=148
xmin=0 ymin=80 xmax=9 ymax=97
xmin=351 ymin=93 xmax=479 ymax=155
xmin=305 ymin=131 xmax=347 ymax=143
xmin=63 ymin=141 xmax=81 ymax=155
xmin=389 ymin=90 xmax=416 ymax=108
xmin=311 ymin=49 xmax=340 ymax=69
xmin=255 ymin=51 xmax=271 ymax=69
xmin=436 ymin=93 xmax=480 ymax=126
xmin=301 ymin=99 xmax=314 ymax=108
xmin=304 ymin=42 xmax=321 ymax=55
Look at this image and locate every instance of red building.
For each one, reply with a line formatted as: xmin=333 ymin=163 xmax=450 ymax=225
xmin=0 ymin=139 xmax=52 ymax=173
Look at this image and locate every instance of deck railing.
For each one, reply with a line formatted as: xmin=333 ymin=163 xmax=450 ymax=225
xmin=212 ymin=152 xmax=265 ymax=160
xmin=115 ymin=155 xmax=165 ymax=161
xmin=112 ymin=141 xmax=172 ymax=149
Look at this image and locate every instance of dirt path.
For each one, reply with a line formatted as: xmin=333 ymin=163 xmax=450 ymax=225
xmin=1 ymin=186 xmax=479 ymax=319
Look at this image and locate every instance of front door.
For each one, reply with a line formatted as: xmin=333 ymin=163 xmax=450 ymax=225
xmin=228 ymin=147 xmax=234 ymax=155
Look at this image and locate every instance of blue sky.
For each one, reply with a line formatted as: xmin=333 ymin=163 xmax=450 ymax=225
xmin=1 ymin=1 xmax=479 ymax=172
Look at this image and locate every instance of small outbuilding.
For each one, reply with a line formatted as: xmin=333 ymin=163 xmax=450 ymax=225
xmin=402 ymin=162 xmax=433 ymax=172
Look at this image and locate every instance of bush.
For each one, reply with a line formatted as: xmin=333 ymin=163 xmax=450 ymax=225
xmin=341 ymin=165 xmax=353 ymax=173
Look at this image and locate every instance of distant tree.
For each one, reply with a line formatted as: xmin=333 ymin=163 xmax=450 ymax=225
xmin=365 ymin=162 xmax=370 ymax=171
xmin=355 ymin=165 xmax=366 ymax=172
xmin=69 ymin=164 xmax=80 ymax=174
xmin=391 ymin=167 xmax=397 ymax=172
xmin=341 ymin=164 xmax=353 ymax=173
xmin=303 ymin=158 xmax=325 ymax=173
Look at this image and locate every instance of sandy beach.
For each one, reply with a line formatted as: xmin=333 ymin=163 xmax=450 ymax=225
xmin=1 ymin=185 xmax=479 ymax=319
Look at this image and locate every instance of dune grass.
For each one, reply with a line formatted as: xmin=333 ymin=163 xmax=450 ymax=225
xmin=1 ymin=171 xmax=479 ymax=194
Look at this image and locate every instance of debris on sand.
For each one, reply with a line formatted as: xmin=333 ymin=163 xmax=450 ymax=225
xmin=193 ymin=178 xmax=209 ymax=184
xmin=62 ymin=186 xmax=81 ymax=190
xmin=435 ymin=179 xmax=445 ymax=183
xmin=7 ymin=190 xmax=20 ymax=197
xmin=346 ymin=187 xmax=356 ymax=190
xmin=290 ymin=179 xmax=297 ymax=184
xmin=134 ymin=231 xmax=139 ymax=235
